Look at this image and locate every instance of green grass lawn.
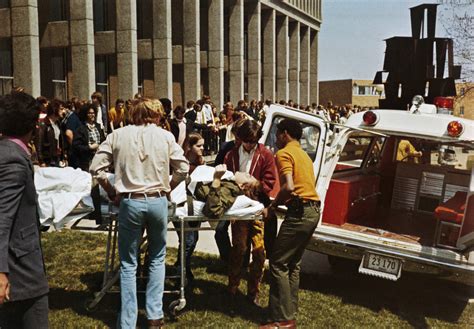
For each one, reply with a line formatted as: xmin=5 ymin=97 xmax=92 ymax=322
xmin=38 ymin=230 xmax=473 ymax=328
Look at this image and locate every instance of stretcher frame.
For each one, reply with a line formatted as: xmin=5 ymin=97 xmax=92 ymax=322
xmin=84 ymin=204 xmax=261 ymax=317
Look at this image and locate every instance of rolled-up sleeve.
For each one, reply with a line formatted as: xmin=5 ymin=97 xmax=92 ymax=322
xmin=169 ymin=140 xmax=189 ymax=184
xmin=89 ymin=137 xmax=114 ymax=181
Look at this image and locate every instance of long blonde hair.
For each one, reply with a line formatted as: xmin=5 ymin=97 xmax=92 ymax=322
xmin=128 ymin=98 xmax=165 ymax=126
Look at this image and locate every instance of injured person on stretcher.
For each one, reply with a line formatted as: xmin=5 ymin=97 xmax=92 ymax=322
xmin=170 ymin=164 xmax=267 ymax=219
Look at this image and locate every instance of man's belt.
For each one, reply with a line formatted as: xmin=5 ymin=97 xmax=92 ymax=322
xmin=125 ymin=191 xmax=163 ymax=199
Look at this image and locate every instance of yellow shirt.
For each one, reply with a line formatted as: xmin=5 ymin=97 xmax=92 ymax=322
xmin=108 ymin=107 xmax=125 ymax=128
xmin=276 ymin=140 xmax=319 ymax=201
xmin=396 ymin=139 xmax=419 ymax=164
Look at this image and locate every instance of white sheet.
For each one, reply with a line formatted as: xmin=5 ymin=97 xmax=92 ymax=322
xmin=35 ymin=167 xmax=94 ymax=229
xmin=175 ymin=195 xmax=264 ymax=217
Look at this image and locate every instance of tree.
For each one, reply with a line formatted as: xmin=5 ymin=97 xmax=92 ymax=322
xmin=439 ymin=1 xmax=474 ymax=106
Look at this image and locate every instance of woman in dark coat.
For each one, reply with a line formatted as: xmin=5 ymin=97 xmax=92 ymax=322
xmin=72 ymin=103 xmax=106 ymax=225
xmin=73 ymin=103 xmax=105 ymax=171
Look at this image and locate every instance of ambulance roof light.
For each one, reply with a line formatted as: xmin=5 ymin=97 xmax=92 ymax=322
xmin=434 ymin=97 xmax=454 ymax=109
xmin=362 ymin=111 xmax=378 ymax=126
xmin=447 ymin=121 xmax=463 ymax=137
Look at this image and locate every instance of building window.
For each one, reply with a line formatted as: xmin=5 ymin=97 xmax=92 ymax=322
xmin=50 ymin=0 xmax=67 ymax=21
xmin=51 ymin=49 xmax=67 ymax=100
xmin=0 ymin=0 xmax=9 ymax=9
xmin=137 ymin=0 xmax=152 ymax=39
xmin=93 ymin=0 xmax=108 ymax=32
xmin=0 ymin=38 xmax=13 ymax=96
xmin=95 ymin=55 xmax=109 ymax=107
xmin=137 ymin=60 xmax=144 ymax=96
xmin=460 ymin=106 xmax=464 ymax=116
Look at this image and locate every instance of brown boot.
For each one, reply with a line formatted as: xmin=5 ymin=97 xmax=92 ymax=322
xmin=148 ymin=318 xmax=164 ymax=329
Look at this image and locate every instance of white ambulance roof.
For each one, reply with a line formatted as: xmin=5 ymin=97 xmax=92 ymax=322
xmin=345 ymin=110 xmax=474 ymax=141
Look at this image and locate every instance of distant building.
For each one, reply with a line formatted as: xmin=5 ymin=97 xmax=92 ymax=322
xmin=319 ymin=79 xmax=384 ymax=108
xmin=454 ymin=83 xmax=474 ymax=120
xmin=0 ymin=0 xmax=323 ymax=109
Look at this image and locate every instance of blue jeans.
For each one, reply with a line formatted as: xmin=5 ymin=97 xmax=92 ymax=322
xmin=117 ymin=196 xmax=168 ymax=329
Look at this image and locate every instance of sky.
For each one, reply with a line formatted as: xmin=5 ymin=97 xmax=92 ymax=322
xmin=318 ymin=0 xmax=446 ymax=81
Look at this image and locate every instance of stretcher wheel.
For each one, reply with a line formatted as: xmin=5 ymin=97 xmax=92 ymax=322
xmin=169 ymin=299 xmax=186 ymax=317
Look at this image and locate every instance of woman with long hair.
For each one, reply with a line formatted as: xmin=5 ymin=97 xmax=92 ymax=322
xmin=182 ymin=132 xmax=205 ymax=174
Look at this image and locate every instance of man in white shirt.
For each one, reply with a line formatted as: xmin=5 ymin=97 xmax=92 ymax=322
xmin=90 ymin=98 xmax=189 ymax=329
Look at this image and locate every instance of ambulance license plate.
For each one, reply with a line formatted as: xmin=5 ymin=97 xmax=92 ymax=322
xmin=359 ymin=253 xmax=402 ymax=280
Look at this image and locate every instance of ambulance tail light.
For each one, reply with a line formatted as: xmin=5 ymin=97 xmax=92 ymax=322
xmin=434 ymin=97 xmax=454 ymax=109
xmin=362 ymin=111 xmax=378 ymax=126
xmin=447 ymin=121 xmax=464 ymax=137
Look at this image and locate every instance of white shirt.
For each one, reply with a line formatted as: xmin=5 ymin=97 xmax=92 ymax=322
xmin=195 ymin=110 xmax=207 ymax=124
xmin=238 ymin=144 xmax=256 ymax=173
xmin=96 ymin=105 xmax=104 ymax=129
xmin=202 ymin=103 xmax=215 ymax=124
xmin=90 ymin=124 xmax=189 ymax=193
xmin=177 ymin=119 xmax=187 ymax=147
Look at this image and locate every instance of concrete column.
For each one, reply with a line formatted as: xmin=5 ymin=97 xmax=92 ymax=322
xmin=153 ymin=0 xmax=172 ymax=100
xmin=183 ymin=0 xmax=200 ymax=102
xmin=69 ymin=0 xmax=95 ymax=100
xmin=288 ymin=21 xmax=300 ymax=104
xmin=11 ymin=0 xmax=40 ymax=96
xmin=208 ymin=0 xmax=224 ymax=110
xmin=228 ymin=0 xmax=244 ymax=104
xmin=310 ymin=29 xmax=319 ymax=105
xmin=262 ymin=9 xmax=276 ymax=102
xmin=300 ymin=26 xmax=310 ymax=107
xmin=247 ymin=1 xmax=261 ymax=102
xmin=276 ymin=15 xmax=288 ymax=102
xmin=116 ymin=0 xmax=138 ymax=100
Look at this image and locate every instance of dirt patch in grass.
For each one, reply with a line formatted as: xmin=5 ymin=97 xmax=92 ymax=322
xmin=34 ymin=230 xmax=474 ymax=328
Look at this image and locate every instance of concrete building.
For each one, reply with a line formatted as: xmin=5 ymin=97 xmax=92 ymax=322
xmin=454 ymin=83 xmax=474 ymax=120
xmin=319 ymin=79 xmax=384 ymax=108
xmin=0 ymin=0 xmax=322 ymax=110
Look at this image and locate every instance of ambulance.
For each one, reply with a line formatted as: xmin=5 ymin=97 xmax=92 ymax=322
xmin=261 ymin=97 xmax=474 ymax=284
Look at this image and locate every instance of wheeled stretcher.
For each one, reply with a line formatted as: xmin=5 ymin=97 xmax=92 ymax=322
xmin=84 ymin=203 xmax=261 ymax=316
xmin=35 ymin=166 xmax=264 ymax=315
xmin=85 ymin=165 xmax=264 ymax=315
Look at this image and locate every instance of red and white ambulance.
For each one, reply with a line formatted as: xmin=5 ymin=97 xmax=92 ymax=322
xmin=261 ymin=99 xmax=474 ymax=284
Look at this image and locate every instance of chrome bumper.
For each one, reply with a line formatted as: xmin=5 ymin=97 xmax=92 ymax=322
xmin=307 ymin=234 xmax=474 ymax=286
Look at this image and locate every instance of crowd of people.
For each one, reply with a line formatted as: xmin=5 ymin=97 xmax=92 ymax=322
xmin=29 ymin=90 xmax=374 ymax=174
xmin=1 ymin=87 xmax=370 ymax=328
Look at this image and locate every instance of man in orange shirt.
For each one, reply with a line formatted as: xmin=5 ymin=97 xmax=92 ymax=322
xmin=261 ymin=118 xmax=321 ymax=329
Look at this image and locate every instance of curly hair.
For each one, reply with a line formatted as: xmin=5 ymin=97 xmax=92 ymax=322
xmin=0 ymin=91 xmax=40 ymax=136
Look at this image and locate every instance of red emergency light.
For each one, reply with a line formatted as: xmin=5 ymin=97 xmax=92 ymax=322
xmin=434 ymin=97 xmax=454 ymax=109
xmin=362 ymin=111 xmax=378 ymax=126
xmin=447 ymin=121 xmax=464 ymax=137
